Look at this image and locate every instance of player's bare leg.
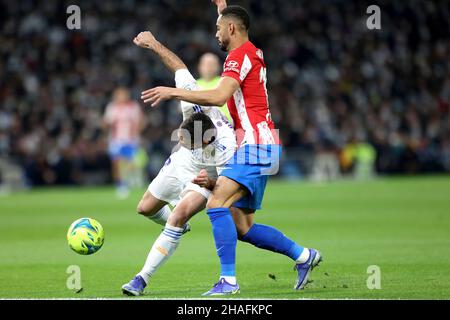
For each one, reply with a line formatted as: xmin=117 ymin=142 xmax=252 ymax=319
xmin=207 ymin=176 xmax=248 ymax=209
xmin=115 ymin=157 xmax=135 ymax=199
xmin=112 ymin=158 xmax=129 ymax=199
xmin=135 ymin=190 xmax=172 ymax=227
xmin=123 ymin=191 xmax=207 ymax=296
xmin=137 ymin=191 xmax=167 ymax=216
xmin=168 ymin=191 xmax=207 ymax=228
xmin=112 ymin=158 xmax=121 ymax=185
xmin=229 ymin=206 xmax=254 ymax=237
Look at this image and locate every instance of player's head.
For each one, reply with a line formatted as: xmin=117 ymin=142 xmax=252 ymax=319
xmin=198 ymin=53 xmax=220 ymax=81
xmin=178 ymin=113 xmax=216 ymax=150
xmin=216 ymin=5 xmax=250 ymax=52
xmin=112 ymin=87 xmax=130 ymax=104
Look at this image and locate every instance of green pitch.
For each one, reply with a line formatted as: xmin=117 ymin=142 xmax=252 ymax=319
xmin=1 ymin=176 xmax=449 ymax=299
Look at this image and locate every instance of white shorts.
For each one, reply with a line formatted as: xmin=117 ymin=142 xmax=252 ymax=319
xmin=147 ymin=147 xmax=218 ymax=206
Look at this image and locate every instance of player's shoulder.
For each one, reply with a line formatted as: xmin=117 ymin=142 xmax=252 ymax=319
xmin=247 ymin=42 xmax=265 ymax=63
xmin=228 ymin=41 xmax=255 ymax=55
xmin=228 ymin=41 xmax=264 ymax=64
xmin=243 ymin=41 xmax=263 ymax=56
xmin=224 ymin=41 xmax=264 ymax=71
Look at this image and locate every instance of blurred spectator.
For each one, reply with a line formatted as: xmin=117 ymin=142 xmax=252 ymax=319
xmin=341 ymin=138 xmax=377 ymax=180
xmin=197 ymin=52 xmax=232 ymax=123
xmin=103 ymin=87 xmax=145 ymax=198
xmin=311 ymin=139 xmax=341 ymax=182
xmin=0 ymin=0 xmax=448 ymax=187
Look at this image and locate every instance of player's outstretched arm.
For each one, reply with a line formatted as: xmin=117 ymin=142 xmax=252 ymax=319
xmin=133 ymin=31 xmax=187 ymax=73
xmin=212 ymin=0 xmax=227 ymax=15
xmin=192 ymin=169 xmax=217 ymax=191
xmin=141 ymin=76 xmax=239 ymax=107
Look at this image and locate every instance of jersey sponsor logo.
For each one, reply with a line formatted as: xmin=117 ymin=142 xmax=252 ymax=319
xmin=224 ymin=60 xmax=240 ymax=73
xmin=226 ymin=60 xmax=239 ymax=69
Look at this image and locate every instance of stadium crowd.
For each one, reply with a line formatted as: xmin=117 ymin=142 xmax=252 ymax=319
xmin=0 ymin=0 xmax=449 ymax=187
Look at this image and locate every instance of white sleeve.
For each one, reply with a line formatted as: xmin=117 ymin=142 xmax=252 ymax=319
xmin=175 ymin=69 xmax=201 ymax=121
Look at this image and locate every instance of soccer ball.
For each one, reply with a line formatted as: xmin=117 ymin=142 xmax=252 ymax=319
xmin=67 ymin=218 xmax=105 ymax=255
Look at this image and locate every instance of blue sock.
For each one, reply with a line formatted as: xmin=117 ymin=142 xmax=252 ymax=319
xmin=241 ymin=224 xmax=304 ymax=261
xmin=207 ymin=208 xmax=237 ymax=277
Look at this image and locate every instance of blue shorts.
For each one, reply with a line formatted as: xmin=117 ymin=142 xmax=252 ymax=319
xmin=220 ymin=144 xmax=282 ymax=211
xmin=108 ymin=142 xmax=138 ymax=161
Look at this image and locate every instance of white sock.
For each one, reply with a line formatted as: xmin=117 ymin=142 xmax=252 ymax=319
xmin=296 ymin=248 xmax=310 ymax=264
xmin=220 ymin=276 xmax=237 ymax=285
xmin=137 ymin=224 xmax=183 ymax=283
xmin=147 ymin=205 xmax=171 ymax=226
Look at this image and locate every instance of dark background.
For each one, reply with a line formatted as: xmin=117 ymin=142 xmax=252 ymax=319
xmin=0 ymin=0 xmax=449 ymax=186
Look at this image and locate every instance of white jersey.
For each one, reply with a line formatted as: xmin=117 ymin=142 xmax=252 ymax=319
xmin=147 ymin=69 xmax=236 ymax=205
xmin=175 ymin=69 xmax=236 ymax=171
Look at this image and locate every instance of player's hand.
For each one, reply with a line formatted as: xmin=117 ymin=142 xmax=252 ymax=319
xmin=133 ymin=31 xmax=158 ymax=50
xmin=141 ymin=87 xmax=174 ymax=107
xmin=192 ymin=169 xmax=210 ymax=188
xmin=211 ymin=0 xmax=227 ymax=15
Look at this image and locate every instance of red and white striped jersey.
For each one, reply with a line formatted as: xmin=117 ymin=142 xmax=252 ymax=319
xmin=222 ymin=41 xmax=280 ymax=147
xmin=103 ymin=101 xmax=143 ymax=144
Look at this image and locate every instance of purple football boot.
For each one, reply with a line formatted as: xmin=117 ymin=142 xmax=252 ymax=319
xmin=202 ymin=278 xmax=240 ymax=296
xmin=122 ymin=275 xmax=147 ymax=296
xmin=294 ymin=248 xmax=322 ymax=290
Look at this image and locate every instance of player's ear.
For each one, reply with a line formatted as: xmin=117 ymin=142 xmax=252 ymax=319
xmin=178 ymin=131 xmax=184 ymax=144
xmin=177 ymin=128 xmax=190 ymax=148
xmin=228 ymin=22 xmax=235 ymax=35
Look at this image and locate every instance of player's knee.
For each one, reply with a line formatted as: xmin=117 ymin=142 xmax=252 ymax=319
xmin=136 ymin=201 xmax=149 ymax=217
xmin=235 ymin=224 xmax=251 ymax=239
xmin=236 ymin=228 xmax=247 ymax=239
xmin=167 ymin=211 xmax=188 ymax=228
xmin=206 ymin=197 xmax=225 ymax=210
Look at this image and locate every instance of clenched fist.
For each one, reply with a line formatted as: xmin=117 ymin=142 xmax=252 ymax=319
xmin=133 ymin=31 xmax=158 ymax=50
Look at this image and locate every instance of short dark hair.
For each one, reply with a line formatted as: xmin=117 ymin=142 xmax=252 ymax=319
xmin=221 ymin=5 xmax=250 ymax=31
xmin=179 ymin=112 xmax=216 ymax=148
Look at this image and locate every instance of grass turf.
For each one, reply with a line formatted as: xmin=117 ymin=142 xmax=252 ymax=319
xmin=0 ymin=176 xmax=449 ymax=299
